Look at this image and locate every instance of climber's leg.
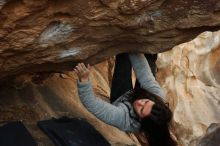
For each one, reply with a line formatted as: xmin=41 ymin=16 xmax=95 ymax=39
xmin=110 ymin=53 xmax=133 ymax=103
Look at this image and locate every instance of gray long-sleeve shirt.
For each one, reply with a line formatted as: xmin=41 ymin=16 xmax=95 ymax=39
xmin=77 ymin=53 xmax=166 ymax=132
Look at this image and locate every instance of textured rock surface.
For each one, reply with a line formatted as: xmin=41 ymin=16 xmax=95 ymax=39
xmin=1 ymin=0 xmax=220 ymax=80
xmin=190 ymin=123 xmax=220 ymax=146
xmin=0 ymin=60 xmax=141 ymax=146
xmin=157 ymin=31 xmax=220 ymax=146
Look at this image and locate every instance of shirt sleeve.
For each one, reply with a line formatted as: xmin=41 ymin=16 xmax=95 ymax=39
xmin=77 ymin=80 xmax=131 ymax=130
xmin=128 ymin=53 xmax=166 ymax=100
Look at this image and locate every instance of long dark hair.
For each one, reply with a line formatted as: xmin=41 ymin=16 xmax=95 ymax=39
xmin=129 ymin=88 xmax=177 ymax=146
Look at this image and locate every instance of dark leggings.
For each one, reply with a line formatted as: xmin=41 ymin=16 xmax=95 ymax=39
xmin=110 ymin=53 xmax=157 ymax=103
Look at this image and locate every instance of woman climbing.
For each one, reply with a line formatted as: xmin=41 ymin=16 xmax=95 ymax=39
xmin=74 ymin=53 xmax=177 ymax=146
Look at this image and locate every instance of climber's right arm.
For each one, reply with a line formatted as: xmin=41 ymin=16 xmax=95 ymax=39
xmin=74 ymin=63 xmax=131 ymax=131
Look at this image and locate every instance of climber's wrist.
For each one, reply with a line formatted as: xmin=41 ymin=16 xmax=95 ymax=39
xmin=79 ymin=77 xmax=89 ymax=82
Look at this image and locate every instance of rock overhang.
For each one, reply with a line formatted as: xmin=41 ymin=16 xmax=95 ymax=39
xmin=1 ymin=0 xmax=220 ymax=81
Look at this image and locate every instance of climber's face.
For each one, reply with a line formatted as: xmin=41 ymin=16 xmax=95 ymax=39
xmin=133 ymin=98 xmax=155 ymax=119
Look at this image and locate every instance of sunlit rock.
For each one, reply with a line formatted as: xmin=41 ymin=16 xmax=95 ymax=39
xmin=157 ymin=31 xmax=220 ymax=146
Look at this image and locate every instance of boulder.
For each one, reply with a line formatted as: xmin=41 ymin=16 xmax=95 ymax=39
xmin=157 ymin=31 xmax=220 ymax=146
xmin=1 ymin=0 xmax=220 ymax=80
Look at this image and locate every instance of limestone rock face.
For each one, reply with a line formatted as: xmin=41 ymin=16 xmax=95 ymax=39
xmin=1 ymin=0 xmax=220 ymax=81
xmin=157 ymin=31 xmax=220 ymax=146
